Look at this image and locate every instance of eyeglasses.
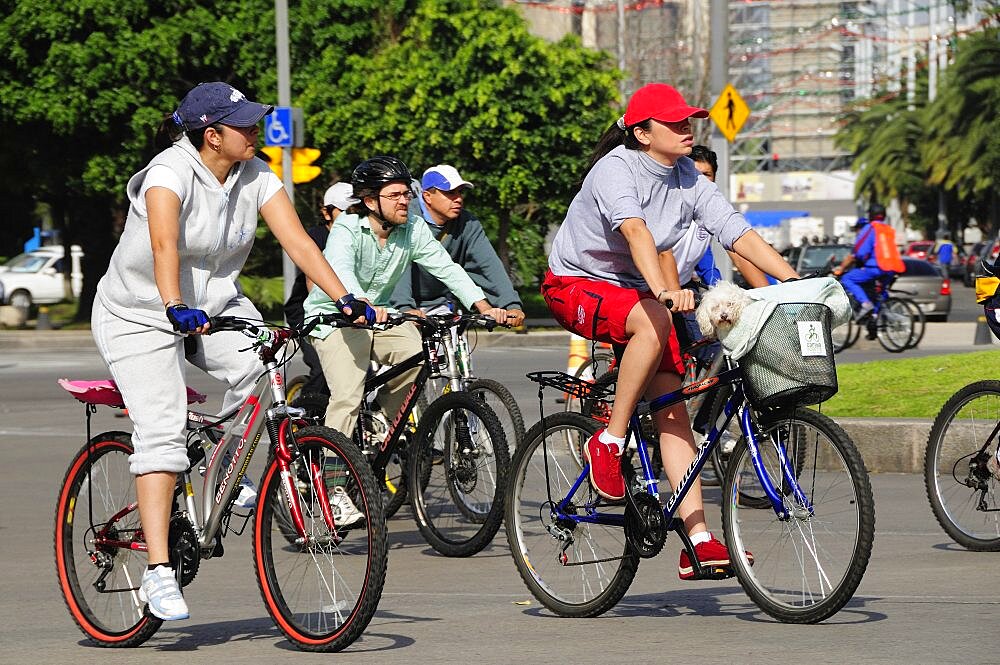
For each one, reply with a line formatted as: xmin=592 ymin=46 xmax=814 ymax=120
xmin=379 ymin=190 xmax=414 ymax=202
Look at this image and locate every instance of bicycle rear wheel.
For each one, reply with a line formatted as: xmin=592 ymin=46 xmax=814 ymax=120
xmin=466 ymin=378 xmax=526 ymax=452
xmin=721 ymin=408 xmax=875 ymax=623
xmin=54 ymin=432 xmax=162 ymax=647
xmin=875 ymin=297 xmax=914 ymax=352
xmin=506 ymin=412 xmax=638 ymax=617
xmin=924 ymin=381 xmax=1000 ymax=551
xmin=830 ymin=317 xmax=858 ymax=353
xmin=254 ymin=426 xmax=387 ymax=652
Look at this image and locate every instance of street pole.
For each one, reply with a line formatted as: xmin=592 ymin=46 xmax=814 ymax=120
xmin=276 ymin=0 xmax=296 ymax=303
xmin=710 ymin=0 xmax=732 ymax=280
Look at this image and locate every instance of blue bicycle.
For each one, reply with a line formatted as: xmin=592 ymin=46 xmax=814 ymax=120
xmin=506 ymin=302 xmax=875 ymax=623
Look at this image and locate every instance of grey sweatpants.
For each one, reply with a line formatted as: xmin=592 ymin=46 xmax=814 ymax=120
xmin=92 ymin=298 xmax=262 ymax=475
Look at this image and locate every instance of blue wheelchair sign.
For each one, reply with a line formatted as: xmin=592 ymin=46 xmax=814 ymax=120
xmin=265 ymin=107 xmax=293 ymax=147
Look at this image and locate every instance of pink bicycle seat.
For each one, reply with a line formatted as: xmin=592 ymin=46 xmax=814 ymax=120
xmin=58 ymin=379 xmax=208 ymax=408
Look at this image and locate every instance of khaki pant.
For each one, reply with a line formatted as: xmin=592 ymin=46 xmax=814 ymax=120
xmin=313 ymin=323 xmax=423 ymax=436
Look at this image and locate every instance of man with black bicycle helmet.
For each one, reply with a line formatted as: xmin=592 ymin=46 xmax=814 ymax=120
xmin=304 ymin=156 xmax=510 ymax=437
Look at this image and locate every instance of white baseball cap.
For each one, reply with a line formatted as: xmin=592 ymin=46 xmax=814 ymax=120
xmin=323 ymin=182 xmax=360 ymax=210
xmin=421 ymin=164 xmax=474 ymax=192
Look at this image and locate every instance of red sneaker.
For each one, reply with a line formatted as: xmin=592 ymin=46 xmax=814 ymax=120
xmin=583 ymin=429 xmax=625 ymax=500
xmin=678 ymin=535 xmax=753 ymax=580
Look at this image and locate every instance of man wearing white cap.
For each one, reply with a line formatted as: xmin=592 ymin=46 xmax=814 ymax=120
xmin=391 ymin=164 xmax=525 ymax=325
xmin=284 ymin=182 xmax=360 ymax=395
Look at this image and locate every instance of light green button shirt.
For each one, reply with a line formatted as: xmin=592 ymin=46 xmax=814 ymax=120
xmin=304 ymin=212 xmax=486 ymax=340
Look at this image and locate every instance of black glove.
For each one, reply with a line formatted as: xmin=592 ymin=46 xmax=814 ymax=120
xmin=335 ymin=294 xmax=376 ymax=325
xmin=166 ymin=304 xmax=209 ymax=333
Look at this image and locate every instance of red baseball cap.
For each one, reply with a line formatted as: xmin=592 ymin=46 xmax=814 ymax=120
xmin=623 ymin=83 xmax=708 ymax=126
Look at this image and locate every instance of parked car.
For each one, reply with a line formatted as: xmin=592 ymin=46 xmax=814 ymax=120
xmin=905 ymin=240 xmax=934 ymax=260
xmin=0 ymin=245 xmax=83 ymax=311
xmin=782 ymin=244 xmax=854 ymax=274
xmin=964 ymin=238 xmax=999 ymax=287
xmin=893 ymin=257 xmax=951 ymax=322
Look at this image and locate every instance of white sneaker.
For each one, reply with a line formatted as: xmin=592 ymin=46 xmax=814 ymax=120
xmin=853 ymin=301 xmax=874 ymax=322
xmin=233 ymin=477 xmax=258 ymax=509
xmin=330 ymin=486 xmax=365 ymax=527
xmin=139 ymin=565 xmax=189 ymax=621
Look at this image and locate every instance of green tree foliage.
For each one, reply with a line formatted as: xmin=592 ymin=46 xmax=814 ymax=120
xmin=835 ymin=21 xmax=1000 ymax=238
xmin=835 ymin=93 xmax=927 ymax=227
xmin=0 ymin=0 xmax=619 ymax=320
xmin=304 ymin=0 xmax=620 ymax=284
xmin=923 ymin=27 xmax=1000 ymax=198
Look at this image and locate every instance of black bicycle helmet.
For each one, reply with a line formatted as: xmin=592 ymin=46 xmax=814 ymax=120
xmin=867 ymin=202 xmax=886 ymax=220
xmin=351 ymin=156 xmax=412 ymax=199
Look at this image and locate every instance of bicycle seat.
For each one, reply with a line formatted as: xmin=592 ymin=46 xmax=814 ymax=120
xmin=58 ymin=379 xmax=207 ymax=408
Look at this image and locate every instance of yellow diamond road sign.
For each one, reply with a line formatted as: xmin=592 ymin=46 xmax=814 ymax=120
xmin=709 ymin=84 xmax=750 ymax=143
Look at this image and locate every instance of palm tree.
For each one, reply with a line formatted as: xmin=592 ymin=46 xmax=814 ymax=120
xmin=923 ymin=27 xmax=1000 ymax=233
xmin=835 ymin=92 xmax=927 ymax=227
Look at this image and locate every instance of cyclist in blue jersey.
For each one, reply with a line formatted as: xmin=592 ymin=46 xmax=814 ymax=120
xmin=832 ymin=203 xmax=898 ymax=324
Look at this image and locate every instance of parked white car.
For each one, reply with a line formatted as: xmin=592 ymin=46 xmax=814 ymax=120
xmin=0 ymin=245 xmax=83 ymax=310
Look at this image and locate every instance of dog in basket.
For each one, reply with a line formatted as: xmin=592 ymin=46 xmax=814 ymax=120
xmin=695 ymin=280 xmax=754 ymax=340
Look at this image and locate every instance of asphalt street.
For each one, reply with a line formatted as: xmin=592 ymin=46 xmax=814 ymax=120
xmin=0 ymin=344 xmax=997 ymax=663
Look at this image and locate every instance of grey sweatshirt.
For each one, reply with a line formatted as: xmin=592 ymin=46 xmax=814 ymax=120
xmin=97 ymin=136 xmax=280 ymax=330
xmin=548 ymin=145 xmax=750 ymax=290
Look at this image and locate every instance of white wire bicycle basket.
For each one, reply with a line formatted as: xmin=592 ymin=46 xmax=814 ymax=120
xmin=738 ymin=302 xmax=838 ymax=410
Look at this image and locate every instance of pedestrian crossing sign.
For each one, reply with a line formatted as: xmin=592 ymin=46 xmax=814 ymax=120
xmin=709 ymin=84 xmax=750 ymax=143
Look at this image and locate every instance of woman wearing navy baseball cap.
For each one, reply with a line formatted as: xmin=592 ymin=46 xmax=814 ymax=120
xmin=90 ymin=82 xmax=363 ymax=622
xmin=543 ymin=83 xmax=797 ymax=580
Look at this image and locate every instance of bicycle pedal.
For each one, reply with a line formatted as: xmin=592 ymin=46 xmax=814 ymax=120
xmin=696 ymin=566 xmax=735 ymax=580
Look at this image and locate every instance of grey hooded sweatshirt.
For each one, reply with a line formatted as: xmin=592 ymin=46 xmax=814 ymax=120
xmin=97 ymin=135 xmax=280 ymax=330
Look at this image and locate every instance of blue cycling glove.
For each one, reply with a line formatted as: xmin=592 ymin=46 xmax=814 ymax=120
xmin=166 ymin=304 xmax=210 ymax=333
xmin=335 ymin=294 xmax=376 ymax=325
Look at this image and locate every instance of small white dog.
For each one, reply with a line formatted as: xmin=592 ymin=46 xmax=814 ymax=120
xmin=695 ymin=281 xmax=753 ymax=340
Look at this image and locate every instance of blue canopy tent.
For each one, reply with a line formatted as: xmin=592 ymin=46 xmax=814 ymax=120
xmin=743 ymin=210 xmax=810 ymax=227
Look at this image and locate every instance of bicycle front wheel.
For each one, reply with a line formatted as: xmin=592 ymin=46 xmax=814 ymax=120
xmin=876 ymin=297 xmax=914 ymax=352
xmin=54 ymin=432 xmax=162 ymax=647
xmin=721 ymin=408 xmax=875 ymax=623
xmin=254 ymin=426 xmax=387 ymax=652
xmin=466 ymin=378 xmax=526 ymax=452
xmin=924 ymin=381 xmax=1000 ymax=550
xmin=902 ymin=298 xmax=926 ymax=349
xmin=408 ymin=392 xmax=509 ymax=556
xmin=506 ymin=412 xmax=638 ymax=617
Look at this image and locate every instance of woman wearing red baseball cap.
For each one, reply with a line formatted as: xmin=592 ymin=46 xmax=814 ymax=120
xmin=543 ymin=83 xmax=796 ymax=580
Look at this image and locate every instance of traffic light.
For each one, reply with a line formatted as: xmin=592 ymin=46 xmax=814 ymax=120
xmin=258 ymin=147 xmax=322 ymax=184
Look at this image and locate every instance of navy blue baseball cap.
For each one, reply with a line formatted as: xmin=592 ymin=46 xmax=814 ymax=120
xmin=173 ymin=82 xmax=273 ymax=131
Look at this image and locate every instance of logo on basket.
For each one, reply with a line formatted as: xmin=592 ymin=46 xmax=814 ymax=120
xmin=682 ymin=377 xmax=720 ymax=395
xmin=797 ymin=321 xmax=826 ymax=357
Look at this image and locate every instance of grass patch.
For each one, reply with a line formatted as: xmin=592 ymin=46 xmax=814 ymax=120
xmin=821 ymin=351 xmax=1000 ymax=418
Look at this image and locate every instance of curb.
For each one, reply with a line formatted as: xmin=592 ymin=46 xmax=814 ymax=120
xmin=836 ymin=417 xmax=930 ymax=474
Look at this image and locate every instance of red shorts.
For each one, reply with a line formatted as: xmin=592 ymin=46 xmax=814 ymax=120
xmin=541 ymin=270 xmax=684 ymax=375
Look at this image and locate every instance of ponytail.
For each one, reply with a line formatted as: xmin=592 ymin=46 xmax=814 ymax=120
xmin=584 ymin=117 xmax=652 ymax=177
xmin=153 ymin=114 xmax=221 ymax=152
